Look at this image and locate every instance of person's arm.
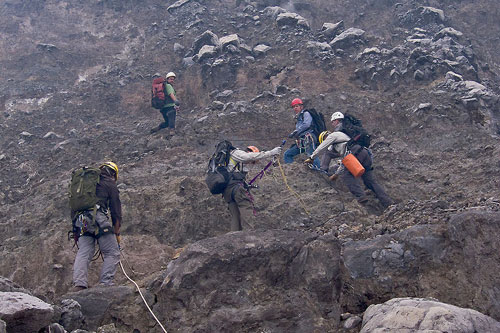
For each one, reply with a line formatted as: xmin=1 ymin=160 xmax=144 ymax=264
xmin=113 ymin=218 xmax=121 ymax=235
xmin=108 ymin=183 xmax=122 ymax=233
xmin=231 ymin=147 xmax=282 ymax=163
xmin=310 ymin=132 xmax=349 ymax=159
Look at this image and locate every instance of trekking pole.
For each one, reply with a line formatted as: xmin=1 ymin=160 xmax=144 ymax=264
xmin=248 ymin=140 xmax=286 ymax=185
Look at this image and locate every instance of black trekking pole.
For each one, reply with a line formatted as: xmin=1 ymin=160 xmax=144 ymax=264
xmin=249 ymin=140 xmax=286 ymax=185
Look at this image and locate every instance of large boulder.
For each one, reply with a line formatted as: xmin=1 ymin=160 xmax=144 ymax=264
xmin=276 ymin=12 xmax=310 ymax=30
xmin=361 ymin=298 xmax=500 ymax=332
xmin=0 ymin=277 xmax=31 ymax=294
xmin=63 ymin=286 xmax=136 ymax=331
xmin=342 ymin=210 xmax=500 ymax=321
xmin=0 ymin=292 xmax=54 ymax=333
xmin=192 ymin=30 xmax=219 ymax=55
xmin=152 ymin=230 xmax=342 ymax=332
xmin=321 ymin=21 xmax=345 ymax=39
xmin=329 ymin=28 xmax=365 ymax=49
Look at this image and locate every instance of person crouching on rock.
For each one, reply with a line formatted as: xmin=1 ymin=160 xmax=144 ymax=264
xmin=305 ymin=112 xmax=393 ymax=209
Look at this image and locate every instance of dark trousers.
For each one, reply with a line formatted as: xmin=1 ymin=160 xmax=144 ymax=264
xmin=159 ymin=106 xmax=176 ymax=129
xmin=223 ymin=183 xmax=255 ymax=231
xmin=320 ymin=150 xmax=339 ymax=174
xmin=342 ymin=148 xmax=393 ymax=208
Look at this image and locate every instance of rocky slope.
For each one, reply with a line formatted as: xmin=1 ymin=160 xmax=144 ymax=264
xmin=1 ymin=0 xmax=500 ymax=332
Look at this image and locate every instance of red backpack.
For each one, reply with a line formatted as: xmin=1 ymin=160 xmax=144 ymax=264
xmin=151 ymin=77 xmax=166 ymax=109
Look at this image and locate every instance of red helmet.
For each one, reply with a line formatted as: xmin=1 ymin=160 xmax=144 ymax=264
xmin=291 ymin=98 xmax=303 ymax=107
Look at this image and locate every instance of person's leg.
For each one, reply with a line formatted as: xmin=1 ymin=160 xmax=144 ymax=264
xmin=342 ymin=169 xmax=367 ymax=202
xmin=362 ymin=170 xmax=393 ymax=208
xmin=97 ymin=233 xmax=120 ymax=286
xmin=320 ymin=152 xmax=334 ymax=173
xmin=228 ymin=202 xmax=242 ymax=231
xmin=232 ymin=186 xmax=255 ymax=230
xmin=224 ymin=184 xmax=243 ymax=231
xmin=166 ymin=108 xmax=176 ymax=130
xmin=72 ymin=236 xmax=96 ymax=288
xmin=159 ymin=108 xmax=170 ymax=129
xmin=284 ymin=144 xmax=300 ymax=164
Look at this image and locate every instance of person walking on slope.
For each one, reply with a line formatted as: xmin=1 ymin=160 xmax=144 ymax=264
xmin=284 ymin=98 xmax=321 ymax=169
xmin=72 ymin=162 xmax=122 ymax=290
xmin=151 ymin=72 xmax=180 ymax=137
xmin=306 ymin=112 xmax=393 ymax=209
xmin=224 ymin=144 xmax=282 ymax=231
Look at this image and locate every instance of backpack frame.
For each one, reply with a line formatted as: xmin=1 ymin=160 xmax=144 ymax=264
xmin=306 ymin=108 xmax=327 ymax=138
xmin=205 ymin=140 xmax=235 ymax=195
xmin=342 ymin=114 xmax=371 ymax=148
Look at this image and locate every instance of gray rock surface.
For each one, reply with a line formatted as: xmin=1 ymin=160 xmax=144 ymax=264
xmin=153 ymin=230 xmax=342 ymax=332
xmin=329 ymin=28 xmax=365 ymax=48
xmin=361 ymin=297 xmax=500 ymax=332
xmin=0 ymin=292 xmax=54 ymax=333
xmin=1 ymin=0 xmax=500 ymax=331
xmin=63 ymin=286 xmax=134 ymax=331
xmin=59 ymin=298 xmax=84 ymax=332
xmin=342 ymin=210 xmax=500 ymax=320
xmin=321 ymin=21 xmax=344 ymax=39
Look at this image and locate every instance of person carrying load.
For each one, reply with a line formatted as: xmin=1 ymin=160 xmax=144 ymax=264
xmin=305 ymin=112 xmax=393 ymax=209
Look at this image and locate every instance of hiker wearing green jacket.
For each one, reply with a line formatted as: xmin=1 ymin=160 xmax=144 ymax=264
xmin=151 ymin=72 xmax=180 ymax=136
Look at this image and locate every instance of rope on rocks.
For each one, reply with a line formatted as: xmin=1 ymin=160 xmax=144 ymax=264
xmin=119 ymin=256 xmax=168 ymax=333
xmin=276 ymin=159 xmax=310 ymax=216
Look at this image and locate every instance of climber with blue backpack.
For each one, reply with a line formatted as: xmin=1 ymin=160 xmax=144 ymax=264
xmin=283 ymin=98 xmax=324 ymax=169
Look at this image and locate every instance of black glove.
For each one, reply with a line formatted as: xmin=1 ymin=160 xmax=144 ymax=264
xmin=174 ymin=100 xmax=180 ymax=106
xmin=288 ymin=130 xmax=298 ymax=138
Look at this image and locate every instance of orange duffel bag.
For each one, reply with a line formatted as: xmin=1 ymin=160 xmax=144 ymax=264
xmin=342 ymin=153 xmax=365 ymax=177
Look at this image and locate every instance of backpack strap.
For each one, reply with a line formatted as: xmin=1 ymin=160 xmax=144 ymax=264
xmin=350 ymin=144 xmax=363 ymax=156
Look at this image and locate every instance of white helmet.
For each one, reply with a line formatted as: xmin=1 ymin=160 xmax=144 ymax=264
xmin=166 ymin=72 xmax=176 ymax=79
xmin=331 ymin=112 xmax=344 ymax=121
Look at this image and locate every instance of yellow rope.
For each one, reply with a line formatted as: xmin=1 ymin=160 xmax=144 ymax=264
xmin=276 ymin=159 xmax=310 ymax=216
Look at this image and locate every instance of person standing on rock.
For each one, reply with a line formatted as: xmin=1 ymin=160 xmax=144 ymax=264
xmin=284 ymin=98 xmax=321 ymax=169
xmin=151 ymin=71 xmax=180 ymax=137
xmin=72 ymin=162 xmax=122 ymax=291
xmin=305 ymin=112 xmax=393 ymax=209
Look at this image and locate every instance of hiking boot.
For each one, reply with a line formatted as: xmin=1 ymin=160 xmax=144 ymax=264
xmin=72 ymin=286 xmax=87 ymax=292
xmin=150 ymin=126 xmax=161 ymax=134
xmin=165 ymin=129 xmax=175 ymax=139
xmin=358 ymin=196 xmax=369 ymax=205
